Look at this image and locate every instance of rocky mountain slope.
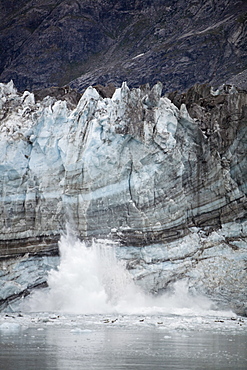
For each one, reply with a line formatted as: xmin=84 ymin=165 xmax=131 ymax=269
xmin=0 ymin=81 xmax=246 ymax=314
xmin=0 ymin=0 xmax=246 ymax=92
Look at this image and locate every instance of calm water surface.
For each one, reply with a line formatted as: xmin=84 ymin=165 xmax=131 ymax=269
xmin=0 ymin=313 xmax=246 ymax=370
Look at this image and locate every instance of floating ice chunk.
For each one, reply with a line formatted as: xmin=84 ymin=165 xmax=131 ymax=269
xmin=70 ymin=328 xmax=92 ymax=333
xmin=0 ymin=322 xmax=21 ymax=331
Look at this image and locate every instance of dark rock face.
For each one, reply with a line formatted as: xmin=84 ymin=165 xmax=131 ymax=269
xmin=0 ymin=0 xmax=246 ymax=92
xmin=168 ymin=83 xmax=247 ymax=205
xmin=33 ymin=86 xmax=82 ymax=109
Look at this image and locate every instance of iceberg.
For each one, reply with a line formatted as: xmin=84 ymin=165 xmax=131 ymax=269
xmin=0 ymin=81 xmax=246 ymax=315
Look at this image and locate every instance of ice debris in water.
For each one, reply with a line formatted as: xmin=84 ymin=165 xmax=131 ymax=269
xmin=0 ymin=322 xmax=21 ymax=331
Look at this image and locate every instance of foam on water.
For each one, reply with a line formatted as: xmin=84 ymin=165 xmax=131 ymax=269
xmin=22 ymin=233 xmax=230 ymax=316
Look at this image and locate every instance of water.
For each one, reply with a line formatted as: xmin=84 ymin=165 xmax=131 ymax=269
xmin=0 ymin=313 xmax=246 ymax=369
xmin=1 ymin=234 xmax=247 ymax=369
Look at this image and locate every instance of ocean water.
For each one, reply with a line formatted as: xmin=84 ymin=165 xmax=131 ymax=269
xmin=0 ymin=313 xmax=247 ymax=370
xmin=0 ymin=234 xmax=246 ymax=369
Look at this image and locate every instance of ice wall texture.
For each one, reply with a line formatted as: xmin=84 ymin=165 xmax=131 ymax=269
xmin=0 ymin=81 xmax=246 ymax=314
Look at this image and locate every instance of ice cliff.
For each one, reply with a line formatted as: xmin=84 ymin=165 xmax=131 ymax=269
xmin=0 ymin=81 xmax=246 ymax=314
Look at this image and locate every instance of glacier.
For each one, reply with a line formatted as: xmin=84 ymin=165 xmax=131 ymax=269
xmin=0 ymin=80 xmax=246 ymax=315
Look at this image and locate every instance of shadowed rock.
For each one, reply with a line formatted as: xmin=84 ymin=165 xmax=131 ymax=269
xmin=0 ymin=0 xmax=246 ymax=92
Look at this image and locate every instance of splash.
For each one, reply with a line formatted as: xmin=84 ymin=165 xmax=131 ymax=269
xmin=23 ymin=233 xmax=219 ymax=315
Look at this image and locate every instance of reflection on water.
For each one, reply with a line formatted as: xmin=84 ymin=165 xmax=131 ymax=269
xmin=0 ymin=314 xmax=247 ymax=370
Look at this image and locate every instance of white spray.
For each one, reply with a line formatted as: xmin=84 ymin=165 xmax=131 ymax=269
xmin=23 ymin=233 xmax=217 ymax=315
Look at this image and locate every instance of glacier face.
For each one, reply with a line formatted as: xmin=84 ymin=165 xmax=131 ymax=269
xmin=0 ymin=81 xmax=246 ymax=314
